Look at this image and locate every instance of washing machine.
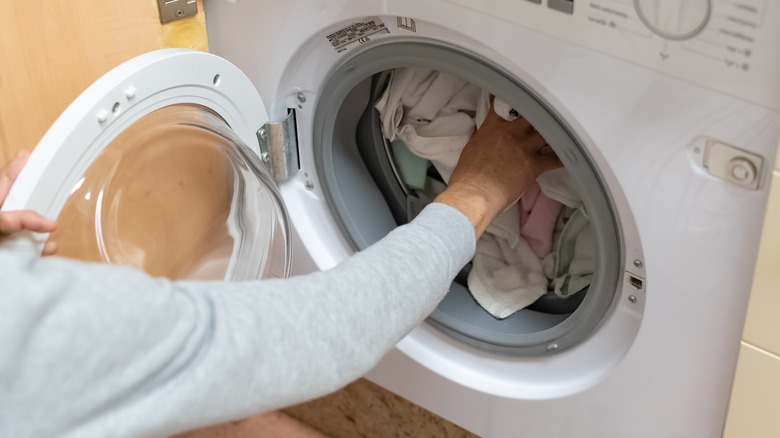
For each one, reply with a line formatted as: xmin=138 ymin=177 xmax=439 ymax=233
xmin=4 ymin=0 xmax=780 ymax=436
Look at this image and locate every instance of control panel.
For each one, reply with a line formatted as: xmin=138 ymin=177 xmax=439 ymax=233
xmin=445 ymin=0 xmax=780 ymax=110
xmin=634 ymin=0 xmax=711 ymax=40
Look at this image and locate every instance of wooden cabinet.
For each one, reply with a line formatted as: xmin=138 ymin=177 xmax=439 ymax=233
xmin=0 ymin=0 xmax=207 ymax=167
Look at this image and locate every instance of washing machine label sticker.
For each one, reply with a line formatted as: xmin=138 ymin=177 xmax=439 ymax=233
xmin=326 ymin=17 xmax=389 ymax=54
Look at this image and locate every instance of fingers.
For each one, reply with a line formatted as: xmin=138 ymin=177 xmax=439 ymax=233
xmin=536 ymin=150 xmax=564 ymax=174
xmin=0 ymin=210 xmax=58 ymax=257
xmin=42 ymin=241 xmax=58 ymax=256
xmin=0 ymin=210 xmax=57 ymax=235
xmin=481 ymin=103 xmax=505 ymax=127
xmin=0 ymin=152 xmax=58 ymax=256
xmin=508 ymin=114 xmax=533 ymax=135
xmin=523 ymin=131 xmax=548 ymax=151
xmin=484 ymin=105 xmax=536 ymax=142
xmin=0 ymin=173 xmax=12 ymax=205
xmin=503 ymin=112 xmax=562 ymax=173
xmin=506 ymin=114 xmax=558 ymax=158
xmin=0 ymin=150 xmax=31 ymax=206
xmin=1 ymin=150 xmax=30 ymax=181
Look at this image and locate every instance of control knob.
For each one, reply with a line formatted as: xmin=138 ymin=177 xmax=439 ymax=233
xmin=634 ymin=0 xmax=711 ymax=40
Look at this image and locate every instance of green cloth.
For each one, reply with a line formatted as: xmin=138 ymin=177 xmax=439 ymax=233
xmin=391 ymin=139 xmax=429 ymax=189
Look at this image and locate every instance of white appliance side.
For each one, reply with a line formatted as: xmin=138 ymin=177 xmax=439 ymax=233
xmin=385 ymin=5 xmax=780 ymax=436
xmin=205 ymin=1 xmax=780 ymax=437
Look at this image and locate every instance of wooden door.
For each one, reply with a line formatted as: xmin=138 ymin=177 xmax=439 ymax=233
xmin=0 ymin=0 xmax=207 ymax=167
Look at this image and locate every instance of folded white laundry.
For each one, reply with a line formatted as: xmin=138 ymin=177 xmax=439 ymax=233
xmin=468 ymin=207 xmax=548 ymax=319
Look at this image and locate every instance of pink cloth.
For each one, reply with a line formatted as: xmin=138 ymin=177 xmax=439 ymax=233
xmin=518 ymin=182 xmax=563 ymax=259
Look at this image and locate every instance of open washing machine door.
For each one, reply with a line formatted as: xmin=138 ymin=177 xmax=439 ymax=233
xmin=2 ymin=49 xmax=291 ymax=281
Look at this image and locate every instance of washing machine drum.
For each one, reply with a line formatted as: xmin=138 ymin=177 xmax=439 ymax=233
xmin=312 ymin=42 xmax=623 ymax=356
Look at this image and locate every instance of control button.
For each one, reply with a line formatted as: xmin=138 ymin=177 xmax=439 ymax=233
xmin=727 ymin=158 xmax=757 ymax=184
xmin=634 ymin=0 xmax=711 ymax=41
xmin=702 ymin=140 xmax=763 ymax=190
xmin=548 ymin=0 xmax=574 ymax=14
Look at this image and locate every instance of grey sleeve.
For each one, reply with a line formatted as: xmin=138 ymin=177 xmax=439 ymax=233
xmin=0 ymin=203 xmax=475 ymax=438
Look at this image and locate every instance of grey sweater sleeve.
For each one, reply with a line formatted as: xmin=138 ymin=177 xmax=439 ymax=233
xmin=0 ymin=203 xmax=475 ymax=438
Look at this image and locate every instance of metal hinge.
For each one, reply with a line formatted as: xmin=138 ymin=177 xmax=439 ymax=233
xmin=257 ymin=110 xmax=299 ymax=182
xmin=157 ymin=0 xmax=198 ymax=24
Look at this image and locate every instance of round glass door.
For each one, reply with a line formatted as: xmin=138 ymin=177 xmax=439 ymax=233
xmin=48 ymin=104 xmax=290 ymax=281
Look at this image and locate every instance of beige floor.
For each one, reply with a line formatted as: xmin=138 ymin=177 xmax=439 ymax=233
xmin=176 ymin=411 xmax=326 ymax=438
xmin=176 ymin=379 xmax=476 ymax=438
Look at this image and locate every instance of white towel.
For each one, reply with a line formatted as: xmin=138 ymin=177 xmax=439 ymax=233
xmin=543 ymin=208 xmax=595 ymax=298
xmin=535 ymin=169 xmax=593 ymax=298
xmin=468 ymin=207 xmax=548 ymax=319
xmin=537 ymin=168 xmax=583 ymax=209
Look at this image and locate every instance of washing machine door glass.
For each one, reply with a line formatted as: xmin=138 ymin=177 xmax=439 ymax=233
xmin=3 ymin=49 xmax=291 ymax=281
xmin=48 ymin=104 xmax=289 ymax=280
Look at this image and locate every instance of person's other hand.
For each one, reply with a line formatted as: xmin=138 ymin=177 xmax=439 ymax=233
xmin=434 ymin=108 xmax=562 ymax=238
xmin=0 ymin=150 xmax=58 ymax=255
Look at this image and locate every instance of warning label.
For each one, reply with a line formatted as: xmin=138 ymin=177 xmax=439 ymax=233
xmin=326 ymin=17 xmax=390 ymax=53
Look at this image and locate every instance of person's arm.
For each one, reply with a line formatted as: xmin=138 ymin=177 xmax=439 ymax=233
xmin=0 ymin=109 xmax=560 ymax=438
xmin=0 ymin=202 xmax=473 ymax=438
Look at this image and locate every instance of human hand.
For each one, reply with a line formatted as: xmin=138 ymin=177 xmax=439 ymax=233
xmin=0 ymin=150 xmax=58 ymax=255
xmin=434 ymin=107 xmax=562 ymax=238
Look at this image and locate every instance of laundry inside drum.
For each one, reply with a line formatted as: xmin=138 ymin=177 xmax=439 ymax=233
xmin=314 ymin=44 xmax=620 ymax=356
xmin=49 ymin=104 xmax=289 ymax=281
xmin=358 ymin=68 xmax=594 ymax=319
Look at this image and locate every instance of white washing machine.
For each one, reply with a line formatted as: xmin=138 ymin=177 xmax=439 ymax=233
xmin=4 ymin=0 xmax=780 ymax=436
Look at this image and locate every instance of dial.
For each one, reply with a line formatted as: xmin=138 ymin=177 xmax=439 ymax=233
xmin=634 ymin=0 xmax=712 ymax=41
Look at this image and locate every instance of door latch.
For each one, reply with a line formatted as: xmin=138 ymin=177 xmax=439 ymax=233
xmin=703 ymin=140 xmax=763 ymax=190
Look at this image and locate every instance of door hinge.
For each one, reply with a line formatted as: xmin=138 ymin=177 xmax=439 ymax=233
xmin=257 ymin=109 xmax=299 ymax=182
xmin=157 ymin=0 xmax=198 ymax=24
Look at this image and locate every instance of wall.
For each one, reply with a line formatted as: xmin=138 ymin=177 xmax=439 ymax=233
xmin=724 ymin=152 xmax=780 ymax=437
xmin=0 ymin=0 xmax=207 ymax=167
